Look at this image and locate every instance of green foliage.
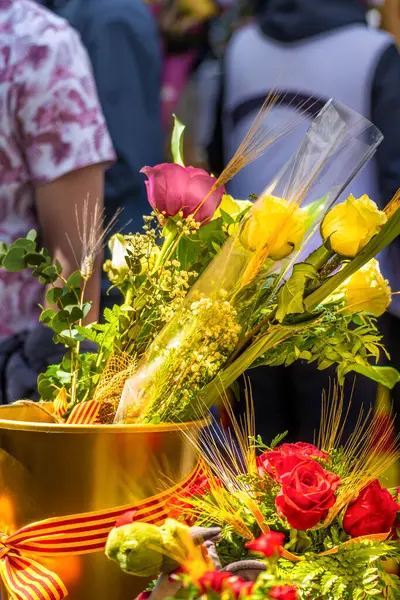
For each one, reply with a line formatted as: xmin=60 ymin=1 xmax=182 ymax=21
xmin=0 ymin=231 xmax=60 ymax=282
xmin=176 ymin=219 xmax=228 ymax=274
xmin=254 ymin=310 xmax=392 ymax=388
xmin=276 ymin=540 xmax=400 ymax=599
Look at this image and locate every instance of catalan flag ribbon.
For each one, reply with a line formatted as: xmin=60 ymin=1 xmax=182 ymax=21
xmin=0 ymin=461 xmax=205 ymax=600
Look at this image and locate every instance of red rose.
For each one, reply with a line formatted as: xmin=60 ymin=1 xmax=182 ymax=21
xmin=391 ymin=487 xmax=400 ymax=539
xmin=275 ymin=460 xmax=341 ymax=530
xmin=279 ymin=443 xmax=327 ymax=460
xmin=258 ymin=443 xmax=326 ymax=482
xmin=269 ymin=585 xmax=297 ymax=600
xmin=245 ymin=532 xmax=285 ymax=557
xmin=198 ymin=570 xmax=231 ymax=594
xmin=343 ymin=479 xmax=399 ymax=538
xmin=227 ymin=576 xmax=254 ymax=598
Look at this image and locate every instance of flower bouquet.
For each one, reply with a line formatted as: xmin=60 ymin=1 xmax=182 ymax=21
xmin=106 ymin=388 xmax=400 ymax=599
xmin=0 ymin=98 xmax=399 ymax=600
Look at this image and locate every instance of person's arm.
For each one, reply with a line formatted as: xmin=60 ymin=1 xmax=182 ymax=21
xmin=35 ymin=165 xmax=104 ymax=321
xmin=16 ymin=23 xmax=115 ymax=321
xmin=371 ymin=42 xmax=400 ymax=206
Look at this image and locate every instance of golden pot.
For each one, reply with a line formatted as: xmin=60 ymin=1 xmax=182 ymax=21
xmin=0 ymin=403 xmax=205 ymax=600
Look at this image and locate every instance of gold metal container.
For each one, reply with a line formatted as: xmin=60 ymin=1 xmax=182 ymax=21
xmin=0 ymin=404 xmax=205 ymax=600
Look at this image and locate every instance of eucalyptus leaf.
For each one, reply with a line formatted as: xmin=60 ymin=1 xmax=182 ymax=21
xmin=67 ymin=271 xmax=82 ymax=289
xmin=171 ymin=114 xmax=185 ymax=167
xmin=2 ymin=247 xmax=26 ymax=271
xmin=25 ymin=253 xmax=46 ymax=267
xmin=46 ymin=287 xmax=63 ymax=305
xmin=13 ymin=238 xmax=35 ymax=251
xmin=39 ymin=308 xmax=56 ymax=325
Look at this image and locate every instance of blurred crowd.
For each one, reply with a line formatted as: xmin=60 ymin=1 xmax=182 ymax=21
xmin=0 ymin=0 xmax=400 ymax=444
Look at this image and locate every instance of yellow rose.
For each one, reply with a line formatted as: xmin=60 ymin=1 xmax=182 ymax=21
xmin=213 ymin=194 xmax=252 ymax=220
xmin=321 ymin=194 xmax=387 ymax=257
xmin=240 ymin=195 xmax=308 ymax=260
xmin=340 ymin=259 xmax=391 ymax=317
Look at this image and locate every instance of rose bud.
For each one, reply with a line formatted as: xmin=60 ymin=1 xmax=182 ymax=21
xmin=321 ymin=194 xmax=386 ymax=257
xmin=245 ymin=531 xmax=285 ymax=557
xmin=339 ymin=258 xmax=391 ymax=317
xmin=275 ymin=460 xmax=341 ymax=530
xmin=269 ymin=585 xmax=298 ymax=600
xmin=240 ymin=195 xmax=307 ymax=260
xmin=343 ymin=479 xmax=399 ymax=538
xmin=141 ymin=163 xmax=224 ymax=224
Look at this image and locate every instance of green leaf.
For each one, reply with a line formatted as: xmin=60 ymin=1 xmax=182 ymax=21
xmin=25 ymin=253 xmax=46 ymax=267
xmin=219 ymin=208 xmax=235 ymax=225
xmin=66 ymin=271 xmax=82 ymax=289
xmin=51 ymin=311 xmax=70 ymax=333
xmin=82 ymin=302 xmax=92 ymax=318
xmin=39 ymin=308 xmax=56 ymax=325
xmin=37 ymin=374 xmax=55 ymax=401
xmin=276 ymin=263 xmax=318 ymax=322
xmin=46 ymin=287 xmax=63 ymax=305
xmin=13 ymin=238 xmax=35 ymax=251
xmin=270 ymin=430 xmax=288 ymax=449
xmin=55 ymin=259 xmax=62 ymax=275
xmin=171 ymin=114 xmax=185 ymax=166
xmin=27 ymin=230 xmax=37 ymax=241
xmin=350 ymin=364 xmax=400 ymax=389
xmin=0 ymin=242 xmax=8 ymax=264
xmin=2 ymin=247 xmax=26 ymax=271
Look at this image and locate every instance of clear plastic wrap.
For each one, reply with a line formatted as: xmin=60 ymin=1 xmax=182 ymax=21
xmin=115 ymin=100 xmax=383 ymax=424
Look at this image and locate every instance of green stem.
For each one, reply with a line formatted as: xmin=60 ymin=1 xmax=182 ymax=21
xmin=150 ymin=220 xmax=178 ymax=275
xmin=304 ymin=244 xmax=333 ymax=271
xmin=124 ymin=284 xmax=134 ymax=306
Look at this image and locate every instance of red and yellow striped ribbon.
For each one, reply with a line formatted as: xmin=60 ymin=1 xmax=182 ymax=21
xmin=66 ymin=400 xmax=101 ymax=425
xmin=0 ymin=461 xmax=204 ymax=600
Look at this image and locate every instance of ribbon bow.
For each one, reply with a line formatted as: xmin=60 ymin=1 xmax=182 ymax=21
xmin=0 ymin=461 xmax=204 ymax=600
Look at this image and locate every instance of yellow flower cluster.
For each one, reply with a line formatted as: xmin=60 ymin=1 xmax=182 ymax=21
xmin=240 ymin=195 xmax=308 ymax=260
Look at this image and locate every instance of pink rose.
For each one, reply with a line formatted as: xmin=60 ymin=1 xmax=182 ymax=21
xmin=141 ymin=163 xmax=224 ymax=224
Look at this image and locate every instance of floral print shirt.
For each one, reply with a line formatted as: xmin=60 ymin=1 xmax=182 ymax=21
xmin=0 ymin=0 xmax=115 ymax=339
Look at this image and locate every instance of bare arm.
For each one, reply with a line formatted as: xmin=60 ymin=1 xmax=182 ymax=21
xmin=35 ymin=164 xmax=106 ymax=322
